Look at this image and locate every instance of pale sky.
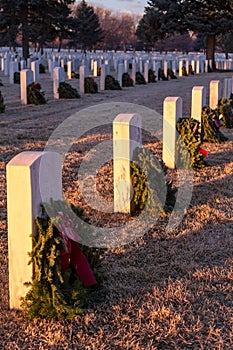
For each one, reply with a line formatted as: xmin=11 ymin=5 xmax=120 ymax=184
xmin=85 ymin=0 xmax=148 ymax=15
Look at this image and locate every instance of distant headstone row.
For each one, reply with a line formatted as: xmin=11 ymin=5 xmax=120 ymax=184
xmin=0 ymin=47 xmax=233 ymax=105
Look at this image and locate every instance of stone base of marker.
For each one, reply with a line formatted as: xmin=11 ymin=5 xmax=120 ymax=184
xmin=7 ymin=151 xmax=62 ymax=309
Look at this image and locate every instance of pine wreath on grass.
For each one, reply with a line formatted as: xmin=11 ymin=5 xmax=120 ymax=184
xmin=176 ymin=118 xmax=206 ymax=169
xmin=148 ymin=69 xmax=156 ymax=83
xmin=105 ymin=75 xmax=122 ymax=90
xmin=131 ymin=147 xmax=176 ymax=214
xmin=21 ymin=201 xmax=105 ymax=321
xmin=189 ymin=65 xmax=194 ymax=75
xmin=122 ymin=72 xmax=134 ymax=87
xmin=39 ymin=63 xmax=46 ymax=74
xmin=0 ymin=90 xmax=5 ymax=113
xmin=136 ymin=71 xmax=146 ymax=85
xmin=167 ymin=69 xmax=177 ymax=79
xmin=14 ymin=72 xmax=20 ymax=84
xmin=85 ymin=77 xmax=98 ymax=93
xmin=58 ymin=82 xmax=80 ymax=99
xmin=158 ymin=68 xmax=168 ymax=81
xmin=217 ymin=98 xmax=233 ymax=128
xmin=27 ymin=82 xmax=46 ymax=105
xmin=182 ymin=66 xmax=188 ymax=76
xmin=201 ymin=106 xmax=228 ymax=143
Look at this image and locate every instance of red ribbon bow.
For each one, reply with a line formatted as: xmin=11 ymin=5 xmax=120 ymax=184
xmin=56 ymin=212 xmax=96 ymax=287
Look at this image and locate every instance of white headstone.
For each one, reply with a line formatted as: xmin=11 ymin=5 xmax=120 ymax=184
xmin=179 ymin=61 xmax=183 ymax=77
xmin=172 ymin=61 xmax=177 ymax=75
xmin=53 ymin=67 xmax=65 ymax=99
xmin=9 ymin=61 xmax=19 ymax=84
xmin=191 ymin=60 xmax=195 ymax=72
xmin=163 ymin=97 xmax=182 ymax=169
xmin=164 ymin=61 xmax=168 ymax=78
xmin=118 ymin=63 xmax=124 ymax=87
xmin=20 ymin=60 xmax=26 ymax=70
xmin=67 ymin=60 xmax=72 ymax=80
xmin=196 ymin=60 xmax=200 ymax=74
xmin=185 ymin=60 xmax=189 ymax=75
xmin=144 ymin=62 xmax=149 ymax=83
xmin=93 ymin=61 xmax=98 ymax=77
xmin=124 ymin=59 xmax=128 ymax=73
xmin=31 ymin=60 xmax=40 ymax=82
xmin=191 ymin=86 xmax=206 ymax=123
xmin=79 ymin=65 xmax=88 ymax=94
xmin=7 ymin=151 xmax=62 ymax=309
xmin=113 ymin=113 xmax=142 ymax=213
xmin=27 ymin=58 xmax=31 ymax=69
xmin=131 ymin=61 xmax=136 ymax=84
xmin=209 ymin=80 xmax=221 ymax=109
xmin=222 ymin=78 xmax=232 ymax=99
xmin=20 ymin=69 xmax=33 ymax=105
xmin=100 ymin=64 xmax=107 ymax=91
xmin=4 ymin=58 xmax=9 ymax=76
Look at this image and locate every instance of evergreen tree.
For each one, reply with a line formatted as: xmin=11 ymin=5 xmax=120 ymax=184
xmin=136 ymin=0 xmax=186 ymax=47
xmin=54 ymin=0 xmax=75 ymax=52
xmin=0 ymin=0 xmax=19 ymax=50
xmin=0 ymin=0 xmax=30 ymax=57
xmin=0 ymin=0 xmax=74 ymax=58
xmin=217 ymin=31 xmax=233 ymax=59
xmin=182 ymin=0 xmax=233 ymax=68
xmin=137 ymin=0 xmax=233 ymax=68
xmin=72 ymin=0 xmax=103 ymax=51
xmin=29 ymin=0 xmax=75 ymax=53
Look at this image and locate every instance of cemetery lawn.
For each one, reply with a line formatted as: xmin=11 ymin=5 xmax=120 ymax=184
xmin=0 ymin=70 xmax=233 ymax=349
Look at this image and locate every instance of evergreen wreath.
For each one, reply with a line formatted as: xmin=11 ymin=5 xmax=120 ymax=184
xmin=167 ymin=69 xmax=177 ymax=79
xmin=158 ymin=68 xmax=168 ymax=81
xmin=176 ymin=118 xmax=206 ymax=169
xmin=105 ymin=75 xmax=122 ymax=90
xmin=21 ymin=201 xmax=105 ymax=321
xmin=217 ymin=98 xmax=233 ymax=128
xmin=122 ymin=72 xmax=134 ymax=87
xmin=58 ymin=82 xmax=80 ymax=99
xmin=148 ymin=69 xmax=156 ymax=83
xmin=39 ymin=63 xmax=46 ymax=74
xmin=189 ymin=65 xmax=194 ymax=75
xmin=135 ymin=71 xmax=146 ymax=85
xmin=14 ymin=72 xmax=20 ymax=84
xmin=201 ymin=106 xmax=228 ymax=143
xmin=85 ymin=77 xmax=98 ymax=93
xmin=27 ymin=82 xmax=46 ymax=105
xmin=130 ymin=147 xmax=176 ymax=214
xmin=182 ymin=66 xmax=188 ymax=76
xmin=0 ymin=90 xmax=5 ymax=113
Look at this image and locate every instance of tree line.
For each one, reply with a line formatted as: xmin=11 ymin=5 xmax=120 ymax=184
xmin=0 ymin=0 xmax=138 ymax=57
xmin=0 ymin=0 xmax=232 ymax=67
xmin=136 ymin=0 xmax=233 ymax=68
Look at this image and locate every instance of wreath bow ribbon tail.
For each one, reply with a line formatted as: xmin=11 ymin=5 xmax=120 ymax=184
xmin=198 ymin=147 xmax=208 ymax=158
xmin=56 ymin=212 xmax=97 ymax=287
